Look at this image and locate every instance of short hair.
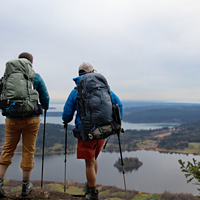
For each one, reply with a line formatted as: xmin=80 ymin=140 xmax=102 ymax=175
xmin=18 ymin=52 xmax=33 ymax=64
xmin=79 ymin=69 xmax=88 ymax=76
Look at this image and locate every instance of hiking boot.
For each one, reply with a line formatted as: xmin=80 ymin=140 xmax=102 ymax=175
xmin=85 ymin=187 xmax=99 ymax=200
xmin=84 ymin=183 xmax=89 ymax=196
xmin=0 ymin=179 xmax=6 ymax=198
xmin=21 ymin=180 xmax=33 ymax=196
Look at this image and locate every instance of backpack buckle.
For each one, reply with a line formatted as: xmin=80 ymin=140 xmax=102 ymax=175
xmin=88 ymin=133 xmax=93 ymax=140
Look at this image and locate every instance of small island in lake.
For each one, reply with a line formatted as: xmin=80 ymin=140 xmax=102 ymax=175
xmin=114 ymin=157 xmax=143 ymax=172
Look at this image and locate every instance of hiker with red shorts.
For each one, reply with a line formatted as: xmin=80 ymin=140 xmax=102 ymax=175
xmin=62 ymin=62 xmax=122 ymax=200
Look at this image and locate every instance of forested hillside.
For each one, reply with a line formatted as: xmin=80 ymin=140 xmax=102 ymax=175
xmin=157 ymin=120 xmax=200 ymax=150
xmin=0 ymin=123 xmax=77 ymax=154
xmin=0 ymin=119 xmax=200 ymax=154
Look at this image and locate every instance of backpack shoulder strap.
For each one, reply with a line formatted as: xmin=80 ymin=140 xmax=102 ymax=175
xmin=76 ymin=84 xmax=86 ymax=119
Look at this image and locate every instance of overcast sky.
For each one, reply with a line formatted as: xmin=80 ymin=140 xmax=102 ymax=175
xmin=1 ymin=0 xmax=200 ymax=102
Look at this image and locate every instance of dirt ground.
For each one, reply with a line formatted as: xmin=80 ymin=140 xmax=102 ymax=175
xmin=1 ymin=188 xmax=85 ymax=200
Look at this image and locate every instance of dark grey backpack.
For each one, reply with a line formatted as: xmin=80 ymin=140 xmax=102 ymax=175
xmin=75 ymin=73 xmax=122 ymax=141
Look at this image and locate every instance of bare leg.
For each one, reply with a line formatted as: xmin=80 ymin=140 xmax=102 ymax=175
xmin=21 ymin=170 xmax=33 ymax=197
xmin=85 ymin=158 xmax=96 ymax=187
xmin=22 ymin=170 xmax=31 ymax=182
xmin=0 ymin=164 xmax=8 ymax=179
xmin=94 ymin=159 xmax=97 ymax=174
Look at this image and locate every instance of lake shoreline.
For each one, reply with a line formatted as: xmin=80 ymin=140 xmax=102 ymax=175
xmin=13 ymin=145 xmax=199 ymax=156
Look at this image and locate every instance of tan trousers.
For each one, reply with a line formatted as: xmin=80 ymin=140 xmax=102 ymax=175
xmin=0 ymin=116 xmax=40 ymax=171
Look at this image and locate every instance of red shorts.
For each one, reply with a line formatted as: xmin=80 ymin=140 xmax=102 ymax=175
xmin=77 ymin=139 xmax=105 ymax=160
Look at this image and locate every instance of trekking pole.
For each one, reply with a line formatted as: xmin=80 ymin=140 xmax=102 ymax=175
xmin=117 ymin=132 xmax=128 ymax=200
xmin=63 ymin=123 xmax=68 ymax=192
xmin=41 ymin=109 xmax=47 ymax=188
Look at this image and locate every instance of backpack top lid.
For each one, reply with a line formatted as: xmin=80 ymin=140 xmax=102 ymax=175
xmin=5 ymin=58 xmax=35 ymax=80
xmin=80 ymin=72 xmax=110 ymax=92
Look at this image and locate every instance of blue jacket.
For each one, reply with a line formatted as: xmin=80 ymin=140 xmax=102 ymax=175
xmin=34 ymin=73 xmax=50 ymax=110
xmin=7 ymin=73 xmax=50 ymax=118
xmin=62 ymin=75 xmax=123 ymax=129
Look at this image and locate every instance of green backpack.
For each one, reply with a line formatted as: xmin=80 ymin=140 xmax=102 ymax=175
xmin=0 ymin=58 xmax=39 ymax=117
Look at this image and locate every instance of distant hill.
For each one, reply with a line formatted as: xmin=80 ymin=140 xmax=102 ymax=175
xmin=121 ymin=100 xmax=200 ymax=108
xmin=123 ymin=104 xmax=200 ymax=123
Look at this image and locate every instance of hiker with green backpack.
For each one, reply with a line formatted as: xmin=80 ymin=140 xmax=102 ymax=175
xmin=62 ymin=62 xmax=123 ymax=200
xmin=0 ymin=52 xmax=50 ymax=198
